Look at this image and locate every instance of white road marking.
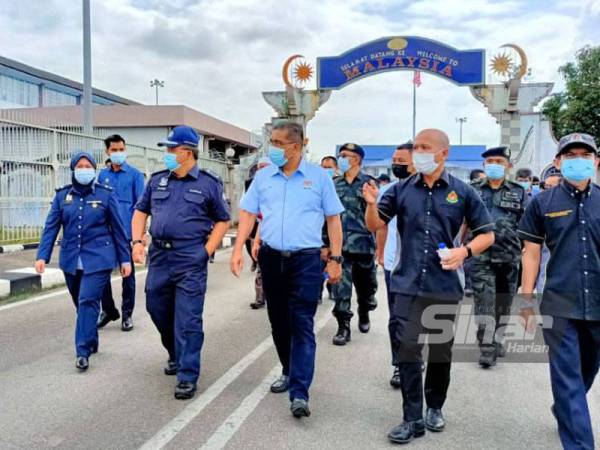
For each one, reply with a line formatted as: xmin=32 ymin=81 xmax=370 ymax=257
xmin=198 ymin=311 xmax=333 ymax=450
xmin=0 ymin=270 xmax=148 ymax=312
xmin=140 ymin=308 xmax=332 ymax=450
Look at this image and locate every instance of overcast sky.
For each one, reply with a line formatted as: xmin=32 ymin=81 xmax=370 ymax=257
xmin=1 ymin=0 xmax=599 ymax=158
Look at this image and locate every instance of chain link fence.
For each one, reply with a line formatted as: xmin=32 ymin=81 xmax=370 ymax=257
xmin=0 ymin=118 xmax=230 ymax=245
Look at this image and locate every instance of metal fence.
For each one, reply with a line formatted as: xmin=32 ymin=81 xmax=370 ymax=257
xmin=0 ymin=118 xmax=230 ymax=245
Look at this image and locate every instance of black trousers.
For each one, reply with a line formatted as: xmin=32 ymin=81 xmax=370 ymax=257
xmin=390 ymin=294 xmax=459 ymax=421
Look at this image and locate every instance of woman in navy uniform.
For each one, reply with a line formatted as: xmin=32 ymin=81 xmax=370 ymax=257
xmin=35 ymin=152 xmax=132 ymax=371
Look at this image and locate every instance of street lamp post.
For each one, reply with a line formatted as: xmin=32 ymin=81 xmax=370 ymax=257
xmin=82 ymin=0 xmax=92 ymax=135
xmin=456 ymin=117 xmax=467 ymax=145
xmin=150 ymin=79 xmax=164 ymax=105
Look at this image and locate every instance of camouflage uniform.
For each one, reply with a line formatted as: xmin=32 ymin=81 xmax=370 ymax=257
xmin=471 ymin=178 xmax=528 ymax=351
xmin=332 ymin=172 xmax=378 ymax=320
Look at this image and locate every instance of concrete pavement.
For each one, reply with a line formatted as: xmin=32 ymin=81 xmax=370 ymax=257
xmin=0 ymin=248 xmax=598 ymax=449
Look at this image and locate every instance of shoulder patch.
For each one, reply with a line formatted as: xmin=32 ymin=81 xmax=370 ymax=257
xmin=150 ymin=169 xmax=170 ymax=178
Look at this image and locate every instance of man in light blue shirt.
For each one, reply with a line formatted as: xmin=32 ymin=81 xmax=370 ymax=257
xmin=97 ymin=134 xmax=145 ymax=332
xmin=231 ymin=121 xmax=343 ymax=419
xmin=375 ymin=142 xmax=415 ymax=389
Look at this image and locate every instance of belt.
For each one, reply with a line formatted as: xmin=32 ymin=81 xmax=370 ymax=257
xmin=261 ymin=243 xmax=320 ymax=258
xmin=152 ymin=238 xmax=205 ymax=250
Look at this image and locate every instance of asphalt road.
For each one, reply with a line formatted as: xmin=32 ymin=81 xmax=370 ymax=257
xmin=0 ymin=248 xmax=598 ymax=449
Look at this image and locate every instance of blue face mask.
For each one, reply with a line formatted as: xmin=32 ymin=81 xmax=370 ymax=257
xmin=561 ymin=157 xmax=596 ymax=182
xmin=325 ymin=168 xmax=336 ymax=178
xmin=268 ymin=146 xmax=288 ymax=167
xmin=163 ymin=153 xmax=180 ymax=171
xmin=110 ymin=151 xmax=127 ymax=165
xmin=484 ymin=163 xmax=505 ymax=180
xmin=338 ymin=157 xmax=350 ymax=174
xmin=517 ymin=181 xmax=531 ymax=191
xmin=74 ymin=168 xmax=96 ymax=185
xmin=531 ymin=184 xmax=541 ymax=196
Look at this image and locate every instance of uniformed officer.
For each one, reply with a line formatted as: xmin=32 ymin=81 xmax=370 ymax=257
xmin=519 ymin=133 xmax=600 ymax=450
xmin=35 ymin=152 xmax=132 ymax=371
xmin=230 ymin=121 xmax=344 ymax=419
xmin=331 ymin=143 xmax=378 ymax=345
xmin=320 ymin=155 xmax=340 ymax=301
xmin=131 ymin=126 xmax=231 ymax=400
xmin=97 ymin=134 xmax=145 ymax=332
xmin=364 ymin=129 xmax=494 ymax=444
xmin=469 ymin=146 xmax=528 ymax=367
xmin=374 ymin=142 xmax=415 ymax=388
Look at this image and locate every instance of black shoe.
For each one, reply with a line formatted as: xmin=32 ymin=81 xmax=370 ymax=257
xmin=425 ymin=408 xmax=445 ymax=432
xmin=121 ymin=316 xmax=133 ymax=332
xmin=390 ymin=366 xmax=402 ymax=389
xmin=332 ymin=320 xmax=351 ymax=346
xmin=250 ymin=300 xmax=265 ymax=309
xmin=290 ymin=398 xmax=311 ymax=418
xmin=479 ymin=347 xmax=497 ymax=368
xmin=76 ymin=356 xmax=89 ymax=371
xmin=388 ymin=420 xmax=425 ymax=444
xmin=174 ymin=381 xmax=197 ymax=400
xmin=495 ymin=341 xmax=507 ymax=358
xmin=270 ymin=375 xmax=289 ymax=393
xmin=164 ymin=360 xmax=177 ymax=376
xmin=358 ymin=311 xmax=370 ymax=333
xmin=464 ymin=288 xmax=474 ymax=298
xmin=97 ymin=310 xmax=120 ymax=328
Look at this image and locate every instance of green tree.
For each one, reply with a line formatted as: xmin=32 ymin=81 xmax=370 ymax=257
xmin=542 ymin=46 xmax=600 ymax=144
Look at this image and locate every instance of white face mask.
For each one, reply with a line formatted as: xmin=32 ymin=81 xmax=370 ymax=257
xmin=413 ymin=151 xmax=441 ymax=175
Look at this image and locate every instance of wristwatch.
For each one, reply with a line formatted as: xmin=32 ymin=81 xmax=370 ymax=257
xmin=465 ymin=245 xmax=473 ymax=258
xmin=131 ymin=239 xmax=144 ymax=248
xmin=329 ymin=255 xmax=344 ymax=264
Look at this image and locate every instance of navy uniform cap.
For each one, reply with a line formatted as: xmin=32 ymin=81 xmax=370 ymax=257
xmin=158 ymin=126 xmax=199 ymax=148
xmin=339 ymin=143 xmax=365 ymax=159
xmin=557 ymin=133 xmax=598 ymax=156
xmin=481 ymin=146 xmax=511 ymax=160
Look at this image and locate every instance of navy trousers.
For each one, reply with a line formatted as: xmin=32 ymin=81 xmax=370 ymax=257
xmin=543 ymin=317 xmax=600 ymax=450
xmin=101 ymin=250 xmax=135 ymax=319
xmin=384 ymin=270 xmax=398 ymax=365
xmin=259 ymin=245 xmax=321 ymax=402
xmin=64 ymin=269 xmax=112 ymax=358
xmin=145 ymin=244 xmax=209 ymax=384
xmin=390 ymin=294 xmax=459 ymax=421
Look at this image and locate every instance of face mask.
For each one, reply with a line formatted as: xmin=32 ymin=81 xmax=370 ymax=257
xmin=517 ymin=181 xmax=531 ymax=191
xmin=163 ymin=152 xmax=180 ymax=171
xmin=110 ymin=152 xmax=127 ymax=165
xmin=531 ymin=184 xmax=541 ymax=195
xmin=338 ymin=157 xmax=350 ymax=174
xmin=74 ymin=168 xmax=96 ymax=185
xmin=392 ymin=164 xmax=411 ymax=179
xmin=484 ymin=163 xmax=506 ymax=180
xmin=561 ymin=158 xmax=595 ymax=182
xmin=325 ymin=168 xmax=336 ymax=178
xmin=268 ymin=146 xmax=288 ymax=167
xmin=413 ymin=152 xmax=439 ymax=175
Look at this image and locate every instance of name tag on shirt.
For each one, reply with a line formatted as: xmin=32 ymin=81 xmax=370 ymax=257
xmin=86 ymin=200 xmax=103 ymax=208
xmin=303 ymin=180 xmax=314 ymax=189
xmin=545 ymin=209 xmax=573 ymax=218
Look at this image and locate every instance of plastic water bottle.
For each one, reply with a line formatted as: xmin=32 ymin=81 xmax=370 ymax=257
xmin=437 ymin=243 xmax=452 ymax=270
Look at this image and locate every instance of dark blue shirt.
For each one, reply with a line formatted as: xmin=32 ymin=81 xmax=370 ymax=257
xmin=518 ymin=181 xmax=600 ymax=321
xmin=136 ymin=165 xmax=230 ymax=242
xmin=36 ymin=184 xmax=131 ymax=275
xmin=377 ymin=171 xmax=494 ymax=300
xmin=98 ymin=162 xmax=145 ymax=239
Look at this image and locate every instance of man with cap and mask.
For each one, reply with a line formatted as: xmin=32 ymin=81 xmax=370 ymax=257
xmin=519 ymin=132 xmax=600 ymax=450
xmin=131 ymin=126 xmax=231 ymax=400
xmin=331 ymin=143 xmax=379 ymax=346
xmin=469 ymin=146 xmax=529 ymax=368
xmin=35 ymin=152 xmax=131 ymax=371
xmin=375 ymin=142 xmax=416 ymax=387
xmin=97 ymin=134 xmax=145 ymax=332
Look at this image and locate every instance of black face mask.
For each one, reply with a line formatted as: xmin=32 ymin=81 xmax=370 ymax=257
xmin=392 ymin=164 xmax=411 ymax=179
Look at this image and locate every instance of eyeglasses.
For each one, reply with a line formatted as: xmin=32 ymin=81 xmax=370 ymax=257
xmin=269 ymin=139 xmax=299 ymax=147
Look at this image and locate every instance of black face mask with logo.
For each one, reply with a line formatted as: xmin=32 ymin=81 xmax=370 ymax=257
xmin=392 ymin=164 xmax=411 ymax=179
